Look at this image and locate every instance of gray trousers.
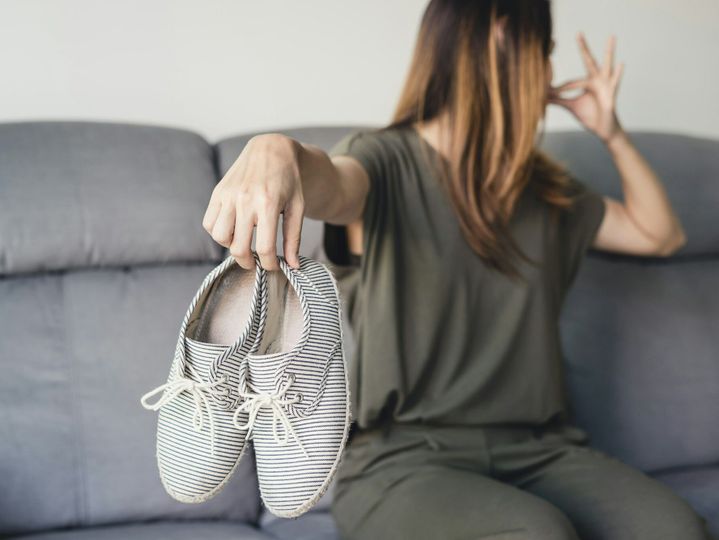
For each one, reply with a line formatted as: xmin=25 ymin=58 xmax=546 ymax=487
xmin=331 ymin=421 xmax=712 ymax=540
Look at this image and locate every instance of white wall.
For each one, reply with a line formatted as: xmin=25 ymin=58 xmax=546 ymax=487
xmin=1 ymin=0 xmax=716 ymax=141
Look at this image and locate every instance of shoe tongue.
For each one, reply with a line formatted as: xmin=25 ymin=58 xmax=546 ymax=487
xmin=246 ymin=353 xmax=286 ymax=393
xmin=184 ymin=337 xmax=230 ymax=380
xmin=244 ymin=267 xmax=307 ymax=394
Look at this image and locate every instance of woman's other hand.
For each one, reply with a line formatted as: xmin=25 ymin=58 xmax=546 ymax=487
xmin=549 ymin=33 xmax=625 ymax=145
xmin=202 ymin=134 xmax=304 ymax=271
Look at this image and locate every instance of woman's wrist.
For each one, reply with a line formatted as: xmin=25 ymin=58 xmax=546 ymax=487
xmin=605 ymin=128 xmax=630 ymax=154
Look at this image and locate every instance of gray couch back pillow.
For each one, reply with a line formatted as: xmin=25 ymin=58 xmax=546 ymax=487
xmin=0 ymin=122 xmax=222 ymax=276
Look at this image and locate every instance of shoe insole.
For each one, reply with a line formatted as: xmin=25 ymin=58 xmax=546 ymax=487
xmin=189 ymin=263 xmax=257 ymax=346
xmin=253 ymin=270 xmax=303 ymax=356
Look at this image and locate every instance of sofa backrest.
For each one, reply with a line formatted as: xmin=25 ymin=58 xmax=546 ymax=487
xmin=0 ymin=122 xmax=261 ymax=536
xmin=542 ymin=131 xmax=719 ymax=473
xmin=2 ymin=121 xmax=717 ymax=535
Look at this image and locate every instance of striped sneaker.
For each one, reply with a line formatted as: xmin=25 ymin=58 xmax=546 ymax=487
xmin=233 ymin=255 xmax=351 ymax=518
xmin=140 ymin=253 xmax=267 ymax=503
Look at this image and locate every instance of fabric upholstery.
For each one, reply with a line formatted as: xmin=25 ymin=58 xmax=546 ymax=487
xmin=0 ymin=122 xmax=222 ymax=276
xmin=560 ymin=256 xmax=719 ymax=471
xmin=261 ymin=510 xmax=340 ymax=540
xmin=6 ymin=521 xmax=272 ymax=540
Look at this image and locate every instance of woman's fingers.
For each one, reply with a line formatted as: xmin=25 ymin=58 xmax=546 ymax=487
xmin=229 ymin=210 xmax=256 ymax=270
xmin=611 ymin=62 xmax=625 ymax=93
xmin=282 ymin=196 xmax=305 ymax=269
xmin=550 ymin=78 xmax=590 ymax=96
xmin=602 ymin=34 xmax=616 ymax=77
xmin=549 ymin=92 xmax=586 ymax=111
xmin=210 ymin=202 xmax=236 ymax=248
xmin=577 ymin=32 xmax=599 ymax=76
xmin=202 ymin=197 xmax=222 ymax=232
xmin=256 ymin=207 xmax=281 ymax=271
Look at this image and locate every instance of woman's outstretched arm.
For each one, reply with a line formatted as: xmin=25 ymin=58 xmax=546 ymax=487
xmin=202 ymin=133 xmax=370 ymax=271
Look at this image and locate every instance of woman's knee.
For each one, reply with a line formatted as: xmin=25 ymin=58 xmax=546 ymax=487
xmin=596 ymin=482 xmax=711 ymax=540
xmin=331 ymin=469 xmax=581 ymax=540
xmin=515 ymin=496 xmax=580 ymax=540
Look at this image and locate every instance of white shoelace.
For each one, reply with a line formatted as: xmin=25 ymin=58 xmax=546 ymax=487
xmin=140 ymin=364 xmax=228 ymax=456
xmin=232 ymin=374 xmax=310 ymax=459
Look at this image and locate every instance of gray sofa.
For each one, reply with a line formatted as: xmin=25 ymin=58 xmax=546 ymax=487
xmin=0 ymin=121 xmax=716 ymax=539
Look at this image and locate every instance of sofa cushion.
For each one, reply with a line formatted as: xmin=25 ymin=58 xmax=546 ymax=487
xmin=652 ymin=466 xmax=719 ymax=539
xmin=539 ymin=131 xmax=719 ymax=257
xmin=0 ymin=122 xmax=222 ymax=276
xmin=0 ymin=263 xmax=261 ymax=536
xmin=560 ymin=255 xmax=719 ymax=472
xmin=261 ymin=510 xmax=340 ymax=540
xmin=6 ymin=521 xmax=273 ymax=540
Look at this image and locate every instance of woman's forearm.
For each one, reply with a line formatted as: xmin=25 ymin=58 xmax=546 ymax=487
xmin=294 ymin=139 xmax=367 ymax=225
xmin=605 ymin=130 xmax=687 ymax=253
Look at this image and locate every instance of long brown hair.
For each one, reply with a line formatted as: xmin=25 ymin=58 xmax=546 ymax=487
xmin=383 ymin=0 xmax=575 ymax=280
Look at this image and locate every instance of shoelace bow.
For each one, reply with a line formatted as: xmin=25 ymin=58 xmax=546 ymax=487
xmin=232 ymin=373 xmax=310 ymax=459
xmin=140 ymin=364 xmax=228 ymax=456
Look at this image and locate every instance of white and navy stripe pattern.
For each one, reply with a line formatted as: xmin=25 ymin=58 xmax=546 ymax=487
xmin=141 ymin=254 xmax=267 ymax=503
xmin=239 ymin=255 xmax=351 ymax=518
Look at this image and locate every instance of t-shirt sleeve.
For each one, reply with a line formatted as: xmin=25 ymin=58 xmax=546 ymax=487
xmin=323 ymin=129 xmax=392 ymax=266
xmin=559 ymin=176 xmax=607 ymax=287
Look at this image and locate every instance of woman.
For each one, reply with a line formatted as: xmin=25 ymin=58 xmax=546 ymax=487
xmin=202 ymin=1 xmax=710 ymax=538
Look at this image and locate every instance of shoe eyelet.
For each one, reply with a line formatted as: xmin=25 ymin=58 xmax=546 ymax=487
xmin=295 ymin=392 xmax=303 ymax=403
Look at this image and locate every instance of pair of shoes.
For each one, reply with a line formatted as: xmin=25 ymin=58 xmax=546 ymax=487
xmin=140 ymin=252 xmax=351 ymax=518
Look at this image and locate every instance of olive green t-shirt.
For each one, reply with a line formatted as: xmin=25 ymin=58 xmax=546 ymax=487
xmin=323 ymin=126 xmax=606 ymax=430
